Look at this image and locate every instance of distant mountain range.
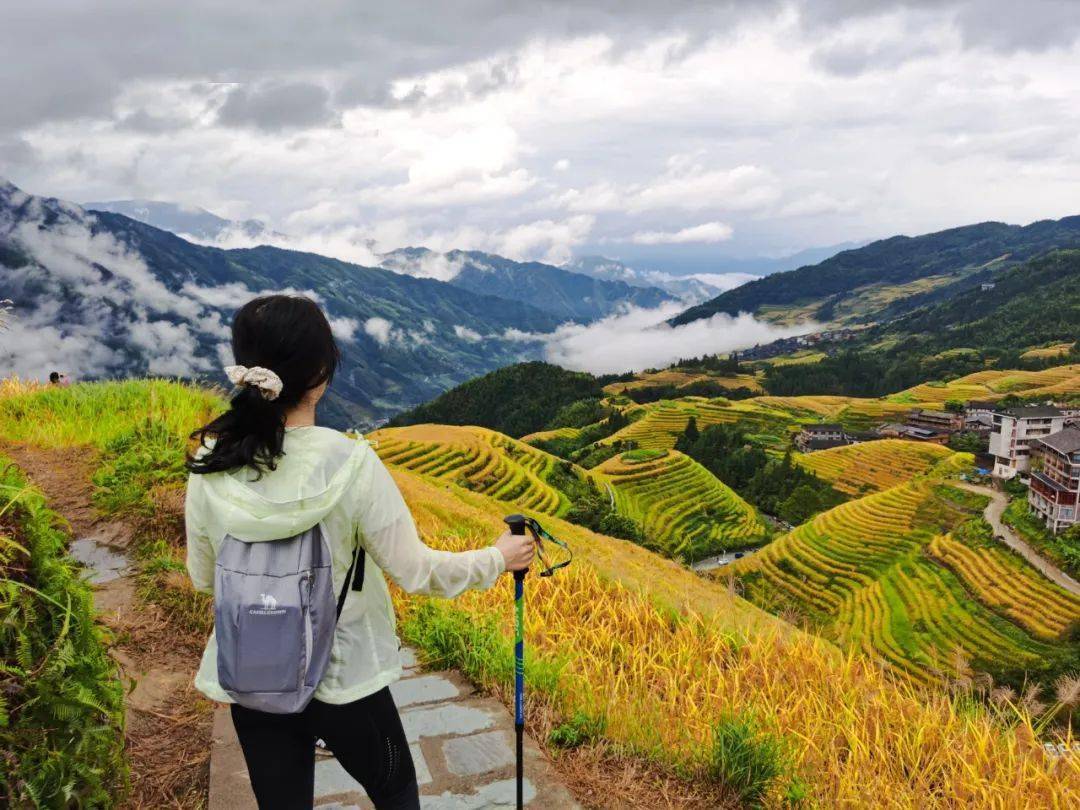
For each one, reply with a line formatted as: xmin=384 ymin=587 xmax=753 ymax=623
xmin=561 ymin=255 xmax=733 ymax=302
xmin=381 ymin=247 xmax=673 ymax=323
xmin=2 ymin=181 xmax=571 ymax=428
xmin=84 ymin=199 xmax=283 ymax=244
xmin=671 ymin=216 xmax=1080 ymax=327
xmin=86 ymin=200 xmax=684 ymax=321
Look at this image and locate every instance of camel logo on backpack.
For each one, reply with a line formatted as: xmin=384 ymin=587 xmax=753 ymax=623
xmin=256 ymin=593 xmax=280 ymax=613
xmin=213 ymin=524 xmax=363 ymax=714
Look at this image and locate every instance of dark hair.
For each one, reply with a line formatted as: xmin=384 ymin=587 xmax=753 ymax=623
xmin=187 ymin=295 xmax=340 ymax=475
xmin=49 ymin=371 xmax=60 ymax=383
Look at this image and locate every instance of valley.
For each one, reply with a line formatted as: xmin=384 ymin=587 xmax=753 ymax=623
xmin=5 ymin=376 xmax=1080 ymax=807
xmin=6 ymin=182 xmax=1080 ymax=807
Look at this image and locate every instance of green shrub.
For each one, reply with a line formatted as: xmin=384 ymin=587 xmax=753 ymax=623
xmin=0 ymin=460 xmax=127 ymax=806
xmin=548 ymin=711 xmax=606 ymax=749
xmin=92 ymin=420 xmax=188 ymax=517
xmin=706 ymin=711 xmax=787 ymax=809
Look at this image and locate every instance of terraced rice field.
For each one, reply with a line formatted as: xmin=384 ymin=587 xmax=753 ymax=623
xmin=1021 ymin=342 xmax=1075 ymax=360
xmin=928 ymin=534 xmax=1080 ymax=640
xmin=519 ymin=425 xmax=581 ymax=444
xmin=795 ymin=440 xmax=960 ymax=496
xmin=890 ymin=364 xmax=1080 ymax=405
xmin=730 ymin=481 xmax=1066 ymax=681
xmin=584 ymin=362 xmax=1080 ymax=461
xmin=371 ymin=424 xmax=578 ymax=516
xmin=594 ymin=450 xmax=768 ymax=561
xmin=601 ymin=397 xmax=819 ymax=451
xmin=603 ymin=369 xmax=763 ymax=395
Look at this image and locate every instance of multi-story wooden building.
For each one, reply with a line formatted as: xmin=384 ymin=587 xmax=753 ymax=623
xmin=1029 ymin=427 xmax=1080 ymax=534
xmin=907 ymin=408 xmax=965 ymax=434
xmin=795 ymin=423 xmax=847 ymax=452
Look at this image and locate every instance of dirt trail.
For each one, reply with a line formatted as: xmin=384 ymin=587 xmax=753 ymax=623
xmin=954 ymin=481 xmax=1080 ymax=596
xmin=1 ymin=442 xmax=212 ymax=808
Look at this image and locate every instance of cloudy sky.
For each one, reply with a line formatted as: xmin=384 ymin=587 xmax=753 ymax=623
xmin=2 ymin=0 xmax=1079 ymax=270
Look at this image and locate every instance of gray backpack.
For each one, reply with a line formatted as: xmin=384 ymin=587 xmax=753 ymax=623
xmin=213 ymin=524 xmax=364 ymax=714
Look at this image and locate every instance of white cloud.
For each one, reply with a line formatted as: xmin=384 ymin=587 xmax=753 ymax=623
xmin=6 ymin=3 xmax=1080 ymax=265
xmin=630 ymin=221 xmax=734 ymax=245
xmin=363 ymin=316 xmax=394 ymax=346
xmin=0 ymin=202 xmax=236 ymax=380
xmin=453 ymin=324 xmax=483 ymax=341
xmin=328 ymin=316 xmax=360 ymax=341
xmin=492 ymin=215 xmax=595 ymax=263
xmin=511 ymin=302 xmax=813 ymax=374
xmin=380 ymin=250 xmax=467 ymax=281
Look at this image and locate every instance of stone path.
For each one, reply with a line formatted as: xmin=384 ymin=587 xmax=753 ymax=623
xmin=209 ymin=648 xmax=580 ymax=809
xmin=955 ymin=482 xmax=1080 ymax=596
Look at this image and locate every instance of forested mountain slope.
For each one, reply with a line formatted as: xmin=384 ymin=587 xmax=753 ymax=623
xmin=671 ymin=215 xmax=1080 ymax=327
xmin=382 ymin=246 xmax=672 ymax=322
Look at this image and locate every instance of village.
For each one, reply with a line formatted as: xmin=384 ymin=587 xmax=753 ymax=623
xmin=795 ymin=401 xmax=1080 ymax=535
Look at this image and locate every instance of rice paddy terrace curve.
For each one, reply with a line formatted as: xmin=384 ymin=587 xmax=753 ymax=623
xmin=370 ymin=424 xmax=583 ymax=517
xmin=593 ymin=449 xmax=769 ymax=561
xmin=729 ymin=480 xmax=1076 ymax=683
xmin=794 ymin=439 xmax=961 ymax=496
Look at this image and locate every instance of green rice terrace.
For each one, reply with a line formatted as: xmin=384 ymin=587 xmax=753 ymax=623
xmin=729 ymin=480 xmax=1080 ymax=686
xmin=593 ymin=449 xmax=769 ymax=562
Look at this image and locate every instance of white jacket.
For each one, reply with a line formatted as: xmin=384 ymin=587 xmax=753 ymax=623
xmin=185 ymin=426 xmax=505 ymax=704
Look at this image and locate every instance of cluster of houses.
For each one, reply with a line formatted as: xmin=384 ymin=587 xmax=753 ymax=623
xmin=736 ymin=327 xmax=860 ymax=362
xmin=795 ymin=401 xmax=1080 ymax=534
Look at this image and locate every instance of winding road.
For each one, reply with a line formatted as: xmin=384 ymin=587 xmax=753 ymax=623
xmin=954 ymin=482 xmax=1080 ymax=597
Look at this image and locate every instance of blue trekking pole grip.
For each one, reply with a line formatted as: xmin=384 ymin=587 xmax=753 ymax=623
xmin=504 ymin=514 xmax=528 ymax=810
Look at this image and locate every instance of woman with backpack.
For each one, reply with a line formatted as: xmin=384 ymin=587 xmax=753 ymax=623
xmin=184 ymin=295 xmax=536 ymax=809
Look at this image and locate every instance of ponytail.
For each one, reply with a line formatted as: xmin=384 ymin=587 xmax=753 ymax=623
xmin=187 ymin=295 xmax=340 ymax=476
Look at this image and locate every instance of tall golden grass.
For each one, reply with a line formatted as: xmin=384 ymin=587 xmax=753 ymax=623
xmin=392 ymin=469 xmax=1080 ymax=807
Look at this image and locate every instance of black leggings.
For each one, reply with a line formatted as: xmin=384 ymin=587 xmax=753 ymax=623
xmin=230 ymin=687 xmax=420 ymax=809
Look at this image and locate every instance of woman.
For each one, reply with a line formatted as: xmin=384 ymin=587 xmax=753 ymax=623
xmin=185 ymin=295 xmax=534 ymax=809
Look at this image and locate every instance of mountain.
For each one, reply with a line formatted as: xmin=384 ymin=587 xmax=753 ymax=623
xmin=380 ymin=247 xmax=672 ymax=323
xmin=561 ymin=255 xmax=728 ymax=303
xmin=756 ymin=249 xmax=1080 ymax=398
xmin=387 ymin=361 xmax=611 ymax=437
xmin=1 ymin=180 xmax=561 ymax=428
xmin=83 ymin=199 xmax=283 ymax=243
xmin=670 ymin=216 xmax=1080 ymax=328
xmin=876 ymin=249 xmax=1080 ymax=357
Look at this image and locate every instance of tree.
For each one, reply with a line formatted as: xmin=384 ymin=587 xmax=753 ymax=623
xmin=779 ymin=485 xmax=824 ymax=524
xmin=684 ymin=416 xmax=700 ymax=443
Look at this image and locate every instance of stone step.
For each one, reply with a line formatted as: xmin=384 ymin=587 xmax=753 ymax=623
xmin=208 ymin=648 xmax=579 ymax=809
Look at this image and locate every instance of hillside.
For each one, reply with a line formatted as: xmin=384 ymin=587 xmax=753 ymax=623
xmin=387 ymin=361 xmax=613 ymax=437
xmin=0 ymin=179 xmax=568 ymax=428
xmin=371 ymin=424 xmax=583 ymax=517
xmin=671 ymin=215 xmax=1080 ymax=328
xmin=593 ymin=449 xmax=769 ymax=560
xmin=382 ymin=247 xmax=673 ymax=322
xmin=872 ymin=249 xmax=1080 ymax=357
xmin=730 ymin=480 xmax=1080 ymax=685
xmin=4 ymin=378 xmax=1080 ymax=807
xmin=794 ymin=440 xmax=965 ymax=497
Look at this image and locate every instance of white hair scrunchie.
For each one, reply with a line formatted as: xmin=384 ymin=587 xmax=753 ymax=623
xmin=224 ymin=365 xmax=284 ymax=401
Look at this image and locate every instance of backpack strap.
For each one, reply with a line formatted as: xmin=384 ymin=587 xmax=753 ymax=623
xmin=335 ymin=543 xmax=366 ymax=619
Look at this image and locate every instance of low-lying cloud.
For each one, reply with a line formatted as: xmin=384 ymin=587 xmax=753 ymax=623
xmin=630 ymin=221 xmax=734 ymax=245
xmin=513 ymin=302 xmax=814 ymax=375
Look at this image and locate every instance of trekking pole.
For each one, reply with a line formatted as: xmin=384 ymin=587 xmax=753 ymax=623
xmin=504 ymin=514 xmax=528 ymax=810
xmin=503 ymin=514 xmax=573 ymax=810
